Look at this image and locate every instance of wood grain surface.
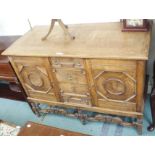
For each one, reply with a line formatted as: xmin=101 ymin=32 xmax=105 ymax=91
xmin=2 ymin=22 xmax=151 ymax=60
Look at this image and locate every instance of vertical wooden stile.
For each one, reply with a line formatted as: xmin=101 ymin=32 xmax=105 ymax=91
xmin=84 ymin=59 xmax=98 ymax=106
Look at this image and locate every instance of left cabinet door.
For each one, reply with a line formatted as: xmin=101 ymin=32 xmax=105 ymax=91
xmin=9 ymin=57 xmax=58 ymax=101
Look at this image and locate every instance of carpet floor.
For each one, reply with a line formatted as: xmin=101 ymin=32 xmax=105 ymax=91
xmin=0 ymin=96 xmax=154 ymax=136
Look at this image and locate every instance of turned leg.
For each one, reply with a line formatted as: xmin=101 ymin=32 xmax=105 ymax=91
xmin=136 ymin=118 xmax=143 ymax=135
xmin=30 ymin=103 xmax=41 ymax=117
xmin=137 ymin=125 xmax=143 ymax=135
xmin=147 ymin=89 xmax=155 ymax=131
xmin=76 ymin=109 xmax=87 ymax=125
xmin=81 ymin=119 xmax=87 ymax=125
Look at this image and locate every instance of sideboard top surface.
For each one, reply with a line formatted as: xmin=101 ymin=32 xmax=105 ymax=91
xmin=2 ymin=22 xmax=151 ymax=60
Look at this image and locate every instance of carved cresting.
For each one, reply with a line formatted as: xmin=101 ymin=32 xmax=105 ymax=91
xmin=94 ymin=71 xmax=136 ymax=102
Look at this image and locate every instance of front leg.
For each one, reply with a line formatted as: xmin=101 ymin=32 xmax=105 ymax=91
xmin=30 ymin=103 xmax=41 ymax=117
xmin=136 ymin=118 xmax=143 ymax=135
xmin=76 ymin=109 xmax=88 ymax=125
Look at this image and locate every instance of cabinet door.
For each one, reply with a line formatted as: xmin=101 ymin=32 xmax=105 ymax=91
xmin=10 ymin=57 xmax=57 ymax=101
xmin=91 ymin=59 xmax=137 ymax=112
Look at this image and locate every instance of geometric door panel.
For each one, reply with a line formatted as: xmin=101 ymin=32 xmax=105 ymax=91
xmin=94 ymin=71 xmax=136 ymax=102
xmin=13 ymin=57 xmax=57 ymax=101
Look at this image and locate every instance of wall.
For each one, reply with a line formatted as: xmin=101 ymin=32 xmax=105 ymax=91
xmin=0 ymin=18 xmax=119 ymax=35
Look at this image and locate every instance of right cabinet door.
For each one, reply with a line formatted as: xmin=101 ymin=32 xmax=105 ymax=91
xmin=91 ymin=59 xmax=137 ymax=112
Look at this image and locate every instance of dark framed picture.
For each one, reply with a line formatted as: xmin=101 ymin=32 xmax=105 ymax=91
xmin=122 ymin=19 xmax=150 ymax=32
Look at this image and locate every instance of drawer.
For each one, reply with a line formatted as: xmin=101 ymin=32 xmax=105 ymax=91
xmin=62 ymin=94 xmax=91 ymax=105
xmin=53 ymin=68 xmax=87 ymax=84
xmin=51 ymin=58 xmax=84 ymax=69
xmin=59 ymin=82 xmax=91 ymax=105
xmin=59 ymin=83 xmax=89 ymax=95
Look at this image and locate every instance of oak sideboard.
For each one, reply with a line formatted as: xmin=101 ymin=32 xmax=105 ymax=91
xmin=2 ymin=22 xmax=151 ymax=134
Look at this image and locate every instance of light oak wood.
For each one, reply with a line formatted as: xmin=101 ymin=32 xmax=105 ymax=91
xmin=53 ymin=68 xmax=87 ymax=84
xmin=44 ymin=58 xmax=62 ymax=102
xmin=93 ymin=70 xmax=136 ymax=102
xmin=84 ymin=59 xmax=98 ymax=106
xmin=58 ymin=82 xmax=89 ymax=95
xmin=9 ymin=57 xmax=58 ymax=101
xmin=51 ymin=57 xmax=84 ymax=69
xmin=136 ymin=61 xmax=146 ymax=112
xmin=2 ymin=23 xmax=151 ymax=60
xmin=3 ymin=22 xmax=151 ymax=134
xmin=98 ymin=99 xmax=136 ymax=112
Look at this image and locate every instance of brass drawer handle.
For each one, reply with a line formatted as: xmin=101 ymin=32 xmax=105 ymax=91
xmin=60 ymin=62 xmax=75 ymax=67
xmin=60 ymin=90 xmax=64 ymax=95
xmin=53 ymin=61 xmax=83 ymax=68
xmin=52 ymin=69 xmax=56 ymax=72
xmin=81 ymin=70 xmax=86 ymax=75
xmin=75 ymin=63 xmax=82 ymax=68
xmin=85 ymin=93 xmax=90 ymax=96
xmin=55 ymin=62 xmax=83 ymax=68
xmin=53 ymin=62 xmax=75 ymax=68
xmin=67 ymin=75 xmax=73 ymax=80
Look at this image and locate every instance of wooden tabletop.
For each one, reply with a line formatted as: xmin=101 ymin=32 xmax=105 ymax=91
xmin=18 ymin=121 xmax=88 ymax=136
xmin=2 ymin=22 xmax=151 ymax=60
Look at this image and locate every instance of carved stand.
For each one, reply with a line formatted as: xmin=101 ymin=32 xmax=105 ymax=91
xmin=31 ymin=103 xmax=143 ymax=134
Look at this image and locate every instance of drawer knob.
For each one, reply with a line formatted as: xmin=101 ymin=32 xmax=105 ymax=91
xmin=53 ymin=69 xmax=56 ymax=72
xmin=81 ymin=70 xmax=86 ymax=75
xmin=75 ymin=63 xmax=82 ymax=68
xmin=86 ymin=93 xmax=90 ymax=96
xmin=67 ymin=74 xmax=73 ymax=80
xmin=60 ymin=90 xmax=64 ymax=94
